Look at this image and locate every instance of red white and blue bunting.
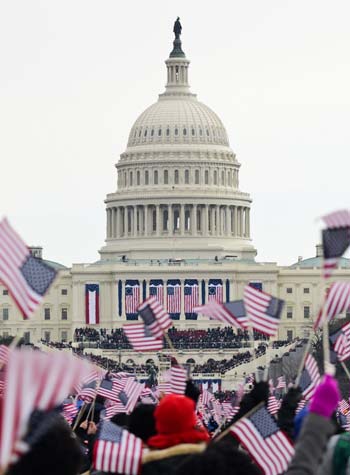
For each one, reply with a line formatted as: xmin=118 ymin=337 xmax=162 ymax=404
xmin=167 ymin=280 xmax=181 ymax=320
xmin=208 ymin=279 xmax=223 ymax=303
xmin=85 ymin=284 xmax=99 ymax=324
xmin=125 ymin=280 xmax=140 ymax=320
xmin=149 ymin=280 xmax=164 ymax=306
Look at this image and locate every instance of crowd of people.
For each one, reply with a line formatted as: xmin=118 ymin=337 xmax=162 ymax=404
xmin=73 ymin=326 xmax=271 ymax=350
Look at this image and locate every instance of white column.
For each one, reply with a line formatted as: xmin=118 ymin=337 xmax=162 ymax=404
xmin=124 ymin=207 xmax=128 ymax=236
xmin=144 ymin=205 xmax=148 ymax=236
xmin=115 ymin=207 xmax=120 ymax=238
xmin=156 ymin=205 xmax=160 ymax=236
xmin=227 ymin=206 xmax=231 ymax=236
xmin=168 ymin=204 xmax=173 ymax=234
xmin=203 ymin=205 xmax=208 ymax=235
xmin=192 ymin=205 xmax=197 ymax=236
xmin=139 ymin=206 xmax=144 ymax=236
xmin=133 ymin=206 xmax=137 ymax=237
xmin=106 ymin=209 xmax=111 ymax=238
xmin=180 ymin=205 xmax=185 ymax=235
xmin=247 ymin=208 xmax=250 ymax=237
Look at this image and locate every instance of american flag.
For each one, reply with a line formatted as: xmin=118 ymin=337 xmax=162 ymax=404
xmin=97 ymin=379 xmax=122 ymax=402
xmin=123 ymin=323 xmax=164 ymax=352
xmin=222 ymin=402 xmax=239 ymax=420
xmin=170 ymin=366 xmax=187 ymax=395
xmin=184 ymin=281 xmax=199 ymax=315
xmin=118 ymin=379 xmax=144 ymax=414
xmin=62 ymin=402 xmax=79 ymax=424
xmin=299 ymin=354 xmax=320 ymax=400
xmin=201 ymin=389 xmax=215 ymax=407
xmin=267 ymin=396 xmax=280 ymax=416
xmin=137 ymin=296 xmax=172 ymax=340
xmin=93 ymin=421 xmax=142 ymax=475
xmin=167 ymin=282 xmax=181 ymax=315
xmin=230 ymin=405 xmax=294 ymax=475
xmin=78 ymin=380 xmax=97 ymax=401
xmin=194 ymin=300 xmax=248 ymax=329
xmin=276 ymin=376 xmax=286 ymax=390
xmin=125 ymin=282 xmax=140 ymax=316
xmin=0 ymin=349 xmax=92 ymax=470
xmin=208 ymin=280 xmax=223 ymax=303
xmin=295 ymin=399 xmax=307 ymax=414
xmin=0 ymin=345 xmax=10 ymax=367
xmin=314 ymin=282 xmax=350 ymax=330
xmin=338 ymin=399 xmax=350 ymax=415
xmin=243 ymin=285 xmax=284 ymax=336
xmin=0 ymin=218 xmax=57 ymax=319
xmin=149 ymin=280 xmax=164 ymax=306
xmin=321 ymin=209 xmax=350 ymax=279
xmin=334 ymin=333 xmax=350 ymax=362
xmin=156 ymin=382 xmax=171 ymax=396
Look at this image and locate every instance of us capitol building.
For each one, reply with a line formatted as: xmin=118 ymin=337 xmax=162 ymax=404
xmin=1 ymin=22 xmax=350 ymax=352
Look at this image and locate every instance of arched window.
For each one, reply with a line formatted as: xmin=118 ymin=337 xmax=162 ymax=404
xmin=174 ymin=169 xmax=179 ymax=184
xmin=158 ymin=128 xmax=162 ymax=136
xmin=199 ymin=128 xmax=203 ymax=136
xmin=221 ymin=170 xmax=225 ymax=185
xmin=144 ymin=129 xmax=147 ymax=137
xmin=124 ymin=171 xmax=127 ymax=186
xmin=137 ymin=170 xmax=140 ymax=185
xmin=192 ymin=128 xmax=195 ymax=136
xmin=205 ymin=170 xmax=209 ymax=184
xmin=175 ymin=128 xmax=178 ymax=136
xmin=214 ymin=170 xmax=218 ymax=185
xmin=163 ymin=209 xmax=168 ymax=231
xmin=185 ymin=169 xmax=189 ymax=184
xmin=164 ymin=170 xmax=168 ymax=184
xmin=151 ymin=129 xmax=154 ymax=137
xmin=183 ymin=128 xmax=187 ymax=136
xmin=166 ymin=128 xmax=170 ymax=136
xmin=154 ymin=170 xmax=158 ymax=185
xmin=195 ymin=170 xmax=200 ymax=184
xmin=145 ymin=170 xmax=149 ymax=185
xmin=129 ymin=171 xmax=133 ymax=186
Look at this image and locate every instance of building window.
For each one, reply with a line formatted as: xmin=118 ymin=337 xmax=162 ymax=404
xmin=206 ymin=129 xmax=210 ymax=136
xmin=199 ymin=128 xmax=203 ymax=136
xmin=2 ymin=308 xmax=9 ymax=321
xmin=286 ymin=287 xmax=293 ymax=294
xmin=2 ymin=289 xmax=8 ymax=295
xmin=163 ymin=209 xmax=168 ymax=231
xmin=137 ymin=171 xmax=140 ymax=185
xmin=174 ymin=170 xmax=179 ymax=184
xmin=164 ymin=170 xmax=168 ymax=184
xmin=214 ymin=170 xmax=217 ymax=185
xmin=166 ymin=128 xmax=170 ymax=136
xmin=158 ymin=128 xmax=162 ymax=136
xmin=192 ymin=128 xmax=195 ymax=136
xmin=205 ymin=170 xmax=209 ymax=184
xmin=145 ymin=170 xmax=149 ymax=185
xmin=221 ymin=170 xmax=225 ymax=185
xmin=61 ymin=331 xmax=68 ymax=342
xmin=185 ymin=209 xmax=191 ymax=231
xmin=185 ymin=169 xmax=189 ymax=184
xmin=175 ymin=128 xmax=178 ymax=136
xmin=303 ymin=288 xmax=310 ymax=294
xmin=304 ymin=306 xmax=310 ymax=319
xmin=44 ymin=308 xmax=50 ymax=320
xmin=183 ymin=128 xmax=187 ymax=136
xmin=151 ymin=129 xmax=154 ymax=137
xmin=61 ymin=308 xmax=68 ymax=320
xmin=144 ymin=129 xmax=147 ymax=137
xmin=286 ymin=307 xmax=293 ymax=319
xmin=44 ymin=331 xmax=50 ymax=342
xmin=195 ymin=170 xmax=199 ymax=184
xmin=61 ymin=289 xmax=68 ymax=296
xmin=287 ymin=330 xmax=293 ymax=341
xmin=152 ymin=209 xmax=156 ymax=232
xmin=138 ymin=129 xmax=142 ymax=137
xmin=154 ymin=170 xmax=158 ymax=185
xmin=129 ymin=171 xmax=133 ymax=186
xmin=228 ymin=171 xmax=232 ymax=186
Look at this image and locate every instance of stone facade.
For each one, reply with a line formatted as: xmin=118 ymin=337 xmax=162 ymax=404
xmin=1 ymin=31 xmax=350 ymax=347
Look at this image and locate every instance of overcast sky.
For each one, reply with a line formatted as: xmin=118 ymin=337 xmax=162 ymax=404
xmin=1 ymin=0 xmax=350 ymax=267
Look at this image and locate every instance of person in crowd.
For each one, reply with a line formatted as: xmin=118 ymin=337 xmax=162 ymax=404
xmin=142 ymin=394 xmax=210 ymax=474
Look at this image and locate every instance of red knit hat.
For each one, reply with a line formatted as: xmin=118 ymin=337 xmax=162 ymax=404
xmin=147 ymin=394 xmax=210 ymax=449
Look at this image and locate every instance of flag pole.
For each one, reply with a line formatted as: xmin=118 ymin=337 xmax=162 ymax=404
xmin=341 ymin=361 xmax=350 ymax=380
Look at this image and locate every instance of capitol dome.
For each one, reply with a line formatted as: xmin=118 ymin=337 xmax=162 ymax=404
xmin=100 ymin=24 xmax=256 ymax=261
xmin=127 ymin=98 xmax=229 ymax=148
